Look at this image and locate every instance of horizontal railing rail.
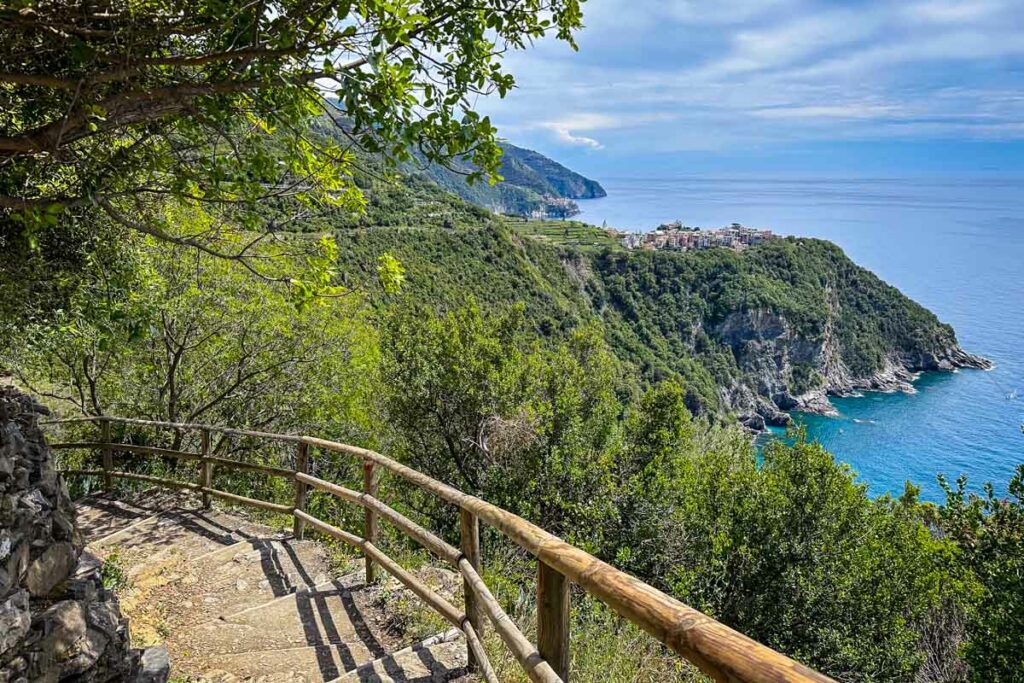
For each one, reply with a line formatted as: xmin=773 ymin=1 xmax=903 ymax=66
xmin=44 ymin=415 xmax=834 ymax=683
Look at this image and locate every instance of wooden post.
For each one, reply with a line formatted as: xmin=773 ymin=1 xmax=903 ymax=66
xmin=538 ymin=560 xmax=570 ymax=682
xmin=100 ymin=418 xmax=113 ymax=493
xmin=460 ymin=507 xmax=483 ymax=672
xmin=199 ymin=428 xmax=212 ymax=509
xmin=293 ymin=442 xmax=309 ymax=539
xmin=363 ymin=458 xmax=378 ymax=584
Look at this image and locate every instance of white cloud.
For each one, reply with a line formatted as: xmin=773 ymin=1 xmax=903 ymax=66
xmin=544 ymin=125 xmax=604 ymax=148
xmin=477 ymin=0 xmax=1024 ymax=154
xmin=907 ymin=0 xmax=1006 ymax=23
xmin=660 ymin=0 xmax=801 ymax=26
xmin=751 ymin=104 xmax=907 ymax=120
xmin=537 ymin=112 xmax=678 ymax=149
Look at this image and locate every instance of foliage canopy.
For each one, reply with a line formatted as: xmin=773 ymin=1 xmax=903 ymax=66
xmin=0 ymin=0 xmax=582 ymax=262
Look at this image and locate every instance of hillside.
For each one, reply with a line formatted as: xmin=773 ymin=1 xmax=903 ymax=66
xmin=305 ymin=117 xmax=605 ymax=220
xmin=407 ymin=142 xmax=605 ymax=218
xmin=334 ymin=222 xmax=987 ymax=429
xmin=495 ymin=143 xmax=606 ymax=199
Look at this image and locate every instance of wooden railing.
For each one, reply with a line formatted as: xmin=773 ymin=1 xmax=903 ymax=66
xmin=46 ymin=415 xmax=835 ymax=683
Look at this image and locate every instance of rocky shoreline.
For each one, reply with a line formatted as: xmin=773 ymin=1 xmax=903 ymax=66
xmin=740 ymin=349 xmax=992 ymax=432
xmin=714 ymin=308 xmax=993 ymax=432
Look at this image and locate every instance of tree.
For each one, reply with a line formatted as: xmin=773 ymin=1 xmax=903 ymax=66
xmin=515 ymin=325 xmax=621 ymax=540
xmin=935 ymin=467 xmax=1024 ymax=682
xmin=659 ymin=435 xmax=956 ymax=681
xmin=605 ymin=379 xmax=696 ymax=577
xmin=0 ymin=0 xmax=583 ymax=261
xmin=9 ymin=217 xmax=379 ymax=445
xmin=379 ymin=302 xmax=624 ymax=539
xmin=379 ymin=300 xmax=529 ymax=494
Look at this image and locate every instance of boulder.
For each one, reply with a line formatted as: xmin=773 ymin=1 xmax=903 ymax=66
xmin=0 ymin=590 xmax=30 ymax=655
xmin=139 ymin=646 xmax=171 ymax=682
xmin=25 ymin=542 xmax=76 ymax=596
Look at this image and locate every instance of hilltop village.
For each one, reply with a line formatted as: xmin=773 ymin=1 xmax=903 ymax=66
xmin=621 ymin=222 xmax=776 ymax=251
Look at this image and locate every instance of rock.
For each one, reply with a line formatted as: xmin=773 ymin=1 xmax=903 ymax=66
xmin=24 ymin=542 xmax=76 ymax=597
xmin=73 ymin=551 xmax=102 ymax=580
xmin=795 ymin=389 xmax=838 ymax=417
xmin=138 ymin=646 xmax=170 ymax=682
xmin=1 ymin=542 xmax=28 ymax=597
xmin=40 ymin=600 xmax=89 ymax=664
xmin=0 ymin=591 xmax=30 ymax=655
xmin=739 ymin=413 xmax=766 ymax=432
xmin=0 ymin=388 xmax=160 ymax=682
xmin=711 ymin=306 xmax=990 ymax=431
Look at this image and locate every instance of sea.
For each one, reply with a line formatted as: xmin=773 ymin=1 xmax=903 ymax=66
xmin=576 ymin=175 xmax=1024 ymax=501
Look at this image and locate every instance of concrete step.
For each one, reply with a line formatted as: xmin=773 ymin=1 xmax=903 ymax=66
xmin=89 ymin=507 xmax=287 ymax=574
xmin=187 ymin=575 xmax=386 ymax=656
xmin=93 ymin=510 xmax=244 ymax=578
xmin=71 ymin=490 xmax=450 ymax=682
xmin=74 ymin=492 xmax=179 ymax=541
xmin=156 ymin=537 xmax=335 ymax=627
xmin=330 ymin=633 xmax=467 ymax=683
xmin=197 ymin=642 xmax=381 ymax=682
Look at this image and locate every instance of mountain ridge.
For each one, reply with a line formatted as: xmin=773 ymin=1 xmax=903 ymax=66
xmin=407 ymin=142 xmax=605 ymax=218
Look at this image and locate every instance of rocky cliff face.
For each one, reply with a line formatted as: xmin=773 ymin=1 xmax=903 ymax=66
xmin=0 ymin=387 xmax=167 ymax=682
xmin=712 ymin=308 xmax=991 ymax=430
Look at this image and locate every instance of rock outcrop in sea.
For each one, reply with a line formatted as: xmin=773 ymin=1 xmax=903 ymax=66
xmin=712 ymin=308 xmax=991 ymax=431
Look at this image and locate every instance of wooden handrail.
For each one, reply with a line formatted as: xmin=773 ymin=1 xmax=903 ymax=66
xmin=52 ymin=442 xmax=294 ymax=476
xmin=43 ymin=415 xmax=306 ymax=444
xmin=46 ymin=416 xmax=835 ymax=683
xmin=294 ymin=471 xmax=558 ymax=682
xmin=295 ymin=472 xmax=462 ymax=566
xmin=52 ymin=442 xmax=203 ymax=461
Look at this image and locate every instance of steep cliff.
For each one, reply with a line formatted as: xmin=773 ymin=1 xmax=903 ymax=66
xmin=404 ymin=142 xmax=605 ymax=218
xmin=307 ymin=116 xmax=605 ymax=220
xmin=591 ymin=237 xmax=990 ymax=427
xmin=496 ymin=143 xmax=607 ymax=200
xmin=710 ymin=305 xmax=989 ymax=429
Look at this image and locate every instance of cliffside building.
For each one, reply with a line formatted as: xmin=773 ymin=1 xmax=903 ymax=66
xmin=623 ymin=223 xmax=775 ymax=252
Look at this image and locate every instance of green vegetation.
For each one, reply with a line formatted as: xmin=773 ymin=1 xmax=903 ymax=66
xmin=372 ymin=302 xmax=987 ymax=681
xmin=1 ymin=0 xmax=584 ymax=299
xmin=7 ymin=164 xmax=1015 ymax=680
xmin=933 ymin=471 xmax=1024 ymax=682
xmin=100 ymin=550 xmax=130 ymax=594
xmin=414 ymin=142 xmax=606 ymax=217
xmin=496 ymin=143 xmax=607 ymax=200
xmin=507 ymin=218 xmax=623 ymax=249
xmin=14 ymin=214 xmax=1024 ymax=680
xmin=327 ymin=221 xmax=965 ymax=418
xmin=3 ymin=4 xmax=1020 ymax=679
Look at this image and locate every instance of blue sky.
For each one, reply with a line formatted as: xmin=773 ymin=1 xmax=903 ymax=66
xmin=480 ymin=0 xmax=1024 ymax=176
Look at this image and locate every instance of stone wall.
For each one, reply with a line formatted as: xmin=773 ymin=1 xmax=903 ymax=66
xmin=0 ymin=388 xmax=167 ymax=682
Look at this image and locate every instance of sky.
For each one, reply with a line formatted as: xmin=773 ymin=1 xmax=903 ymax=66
xmin=479 ymin=0 xmax=1024 ymax=176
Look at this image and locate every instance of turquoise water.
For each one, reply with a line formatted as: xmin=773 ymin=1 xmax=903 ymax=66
xmin=576 ymin=175 xmax=1024 ymax=501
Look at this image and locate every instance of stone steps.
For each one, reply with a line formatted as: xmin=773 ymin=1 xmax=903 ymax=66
xmin=159 ymin=538 xmax=334 ymax=627
xmin=192 ymin=579 xmax=386 ymax=656
xmin=74 ymin=492 xmax=468 ymax=682
xmin=330 ymin=632 xmax=466 ymax=683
